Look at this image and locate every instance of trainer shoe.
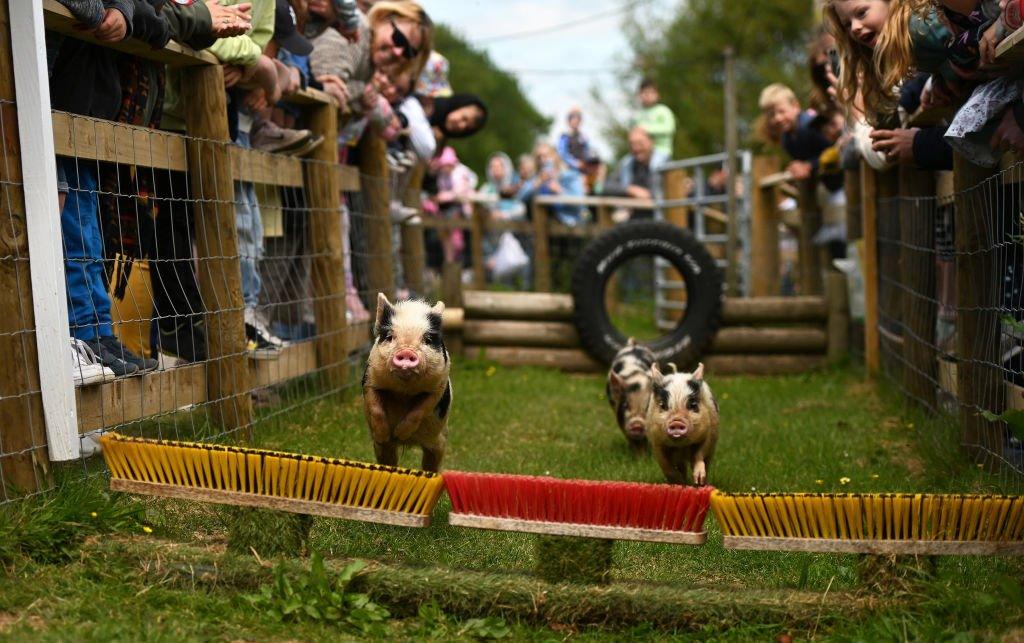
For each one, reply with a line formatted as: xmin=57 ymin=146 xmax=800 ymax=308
xmin=80 ymin=432 xmax=102 ymax=458
xmin=294 ymin=133 xmax=325 ymax=157
xmin=246 ymin=324 xmax=281 ymax=360
xmin=69 ymin=338 xmax=116 ymax=386
xmin=90 ymin=336 xmax=158 ymax=375
xmin=157 ymin=320 xmax=208 ymax=363
xmin=245 ymin=309 xmax=287 ymax=349
xmin=250 ymin=119 xmax=313 ymax=155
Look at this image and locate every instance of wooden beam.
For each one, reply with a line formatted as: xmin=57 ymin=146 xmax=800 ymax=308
xmin=358 ymin=126 xmax=395 ymax=305
xmin=860 ymin=161 xmax=880 ymax=376
xmin=230 ymin=146 xmax=304 ymax=188
xmin=470 ymin=346 xmax=603 ymax=372
xmin=826 ymin=271 xmax=850 ymax=364
xmin=463 ymin=290 xmax=574 ymax=321
xmin=337 ymin=165 xmax=361 ymax=192
xmin=111 ymin=479 xmax=431 ymax=527
xmin=449 ymin=513 xmax=707 ymax=545
xmin=463 ymin=320 xmax=579 ymax=348
xmin=0 ymin=1 xmax=50 ymax=494
xmin=954 ymin=153 xmax=1005 ymax=467
xmin=996 ymin=24 xmax=1024 ymax=62
xmin=42 ymin=0 xmax=216 ymax=67
xmin=182 ymin=63 xmax=252 ymax=436
xmin=711 ymin=326 xmax=827 ymax=354
xmin=721 ymin=296 xmax=827 ymax=323
xmin=52 ymin=111 xmax=189 ymax=172
xmin=304 ymin=99 xmax=348 ymax=392
xmin=531 ymin=200 xmax=551 ymax=292
xmin=76 ymin=364 xmax=207 ymax=434
xmin=899 ymin=166 xmax=937 ymax=409
xmin=400 ymin=163 xmax=427 ymax=296
xmin=749 ymin=156 xmax=780 ymax=297
xmin=723 ymin=535 xmax=1024 ymax=556
xmin=704 ymin=354 xmax=826 ymax=376
xmin=250 ymin=340 xmax=318 ymax=388
xmin=796 ymin=179 xmax=823 ymax=295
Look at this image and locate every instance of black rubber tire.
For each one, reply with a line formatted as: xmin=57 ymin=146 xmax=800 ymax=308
xmin=571 ymin=220 xmax=723 ymax=367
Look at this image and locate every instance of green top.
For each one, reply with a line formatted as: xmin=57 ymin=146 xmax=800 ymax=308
xmin=634 ymin=104 xmax=676 ymax=156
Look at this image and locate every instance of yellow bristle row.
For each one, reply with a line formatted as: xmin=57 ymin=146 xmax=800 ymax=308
xmin=710 ymin=492 xmax=1024 ymax=542
xmin=99 ymin=433 xmax=444 ymax=517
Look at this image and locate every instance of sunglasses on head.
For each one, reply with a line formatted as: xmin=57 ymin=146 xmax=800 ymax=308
xmin=389 ymin=18 xmax=418 ymax=60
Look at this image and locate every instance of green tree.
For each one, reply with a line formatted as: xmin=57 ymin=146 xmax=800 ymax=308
xmin=433 ymin=24 xmax=551 ymax=176
xmin=599 ymin=0 xmax=815 ymax=159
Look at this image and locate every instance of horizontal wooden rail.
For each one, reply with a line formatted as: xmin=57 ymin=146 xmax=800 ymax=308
xmin=997 ymin=25 xmax=1024 ymax=62
xmin=52 ymin=111 xmax=189 ymax=172
xmin=533 ymin=194 xmax=655 ymax=209
xmin=43 ymin=0 xmax=216 ymax=67
xmin=758 ymin=171 xmax=794 ymax=189
xmin=77 ymin=363 xmax=207 ymax=434
xmin=722 ymin=296 xmax=827 ymax=323
xmin=231 ymin=146 xmax=304 ymax=188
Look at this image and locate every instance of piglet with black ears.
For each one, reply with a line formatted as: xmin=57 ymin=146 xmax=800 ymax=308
xmin=363 ymin=293 xmax=452 ymax=472
xmin=645 ymin=362 xmax=719 ymax=486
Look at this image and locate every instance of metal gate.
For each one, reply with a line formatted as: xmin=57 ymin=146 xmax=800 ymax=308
xmin=653 ymin=151 xmax=752 ymax=331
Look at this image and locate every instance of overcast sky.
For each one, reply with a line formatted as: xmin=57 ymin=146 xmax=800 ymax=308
xmin=422 ymin=0 xmax=662 ymax=157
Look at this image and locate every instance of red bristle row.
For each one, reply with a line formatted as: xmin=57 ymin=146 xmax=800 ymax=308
xmin=443 ymin=471 xmax=713 ymax=532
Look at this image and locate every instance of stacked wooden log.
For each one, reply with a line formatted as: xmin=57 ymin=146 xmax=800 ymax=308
xmin=443 ymin=290 xmax=844 ymax=376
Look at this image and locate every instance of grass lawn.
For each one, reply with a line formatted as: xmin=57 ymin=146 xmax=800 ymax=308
xmin=1 ymin=360 xmax=1023 ymax=640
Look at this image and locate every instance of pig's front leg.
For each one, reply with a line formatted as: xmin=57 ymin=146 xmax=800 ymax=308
xmin=691 ymin=447 xmax=710 ymax=486
xmin=652 ymin=446 xmax=687 ymax=485
xmin=374 ymin=441 xmax=398 ymax=467
xmin=394 ymin=392 xmax=438 ymax=441
xmin=364 ymin=387 xmax=392 ymax=444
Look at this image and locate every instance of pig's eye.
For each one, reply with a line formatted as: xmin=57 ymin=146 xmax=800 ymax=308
xmin=379 ymin=330 xmax=394 ymax=343
xmin=423 ymin=332 xmax=442 ymax=349
xmin=687 ymin=398 xmax=700 ymax=412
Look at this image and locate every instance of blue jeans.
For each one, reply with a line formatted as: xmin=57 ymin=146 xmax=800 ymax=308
xmin=60 ymin=159 xmax=112 ymax=341
xmin=234 ymin=130 xmax=263 ymax=310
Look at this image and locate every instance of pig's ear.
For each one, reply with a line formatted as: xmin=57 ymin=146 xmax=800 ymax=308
xmin=668 ymin=362 xmax=678 ymax=374
xmin=431 ymin=300 xmax=446 ymax=315
xmin=650 ymin=362 xmax=665 ymax=386
xmin=608 ymin=371 xmax=625 ymax=399
xmin=626 ymin=337 xmax=636 ymax=348
xmin=692 ymin=362 xmax=705 ymax=380
xmin=375 ymin=293 xmax=394 ymax=337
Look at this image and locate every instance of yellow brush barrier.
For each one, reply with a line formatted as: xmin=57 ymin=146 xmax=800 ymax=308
xmin=711 ymin=492 xmax=1024 ymax=555
xmin=100 ymin=433 xmax=445 ymax=527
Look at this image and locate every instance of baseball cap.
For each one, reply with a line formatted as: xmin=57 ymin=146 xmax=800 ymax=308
xmin=274 ymin=0 xmax=314 ymax=56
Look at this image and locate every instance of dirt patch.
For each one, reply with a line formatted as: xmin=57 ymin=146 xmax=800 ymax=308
xmin=0 ymin=612 xmax=44 ymax=633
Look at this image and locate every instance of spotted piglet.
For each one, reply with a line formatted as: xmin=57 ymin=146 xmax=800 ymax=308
xmin=646 ymin=362 xmax=719 ymax=486
xmin=363 ymin=293 xmax=452 ymax=472
xmin=606 ymin=339 xmax=656 ymax=455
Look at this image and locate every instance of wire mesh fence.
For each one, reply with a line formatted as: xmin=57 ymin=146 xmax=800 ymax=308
xmin=874 ymin=165 xmax=1024 ymax=490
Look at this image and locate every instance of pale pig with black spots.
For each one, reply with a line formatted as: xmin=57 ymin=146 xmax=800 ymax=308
xmin=646 ymin=362 xmax=719 ymax=486
xmin=363 ymin=293 xmax=452 ymax=472
xmin=606 ymin=338 xmax=656 ymax=455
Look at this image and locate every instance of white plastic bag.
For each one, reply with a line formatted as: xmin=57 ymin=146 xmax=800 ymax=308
xmin=490 ymin=232 xmax=529 ymax=278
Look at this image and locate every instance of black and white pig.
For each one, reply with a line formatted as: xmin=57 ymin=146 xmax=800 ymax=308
xmin=362 ymin=293 xmax=452 ymax=472
xmin=606 ymin=339 xmax=656 ymax=455
xmin=646 ymin=362 xmax=719 ymax=486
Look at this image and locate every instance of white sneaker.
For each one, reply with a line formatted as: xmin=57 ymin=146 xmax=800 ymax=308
xmin=70 ymin=338 xmax=116 ymax=387
xmin=244 ymin=308 xmax=287 ymax=348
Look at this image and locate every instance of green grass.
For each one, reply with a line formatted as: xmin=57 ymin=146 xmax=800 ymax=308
xmin=1 ymin=361 xmax=1023 ymax=640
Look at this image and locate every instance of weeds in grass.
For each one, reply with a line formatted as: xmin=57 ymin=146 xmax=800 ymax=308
xmin=243 ymin=553 xmax=390 ymax=634
xmin=0 ymin=478 xmax=144 ymax=565
xmin=411 ymin=603 xmax=511 ymax=640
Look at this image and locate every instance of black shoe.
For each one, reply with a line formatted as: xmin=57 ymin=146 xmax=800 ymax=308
xmin=245 ymin=323 xmax=281 ymax=360
xmin=158 ymin=321 xmax=208 ymax=363
xmin=96 ymin=336 xmax=158 ymax=374
xmin=85 ymin=338 xmax=139 ymax=377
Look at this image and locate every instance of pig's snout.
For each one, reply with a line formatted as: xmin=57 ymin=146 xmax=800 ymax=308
xmin=392 ymin=349 xmax=420 ymax=371
xmin=626 ymin=420 xmax=646 ymax=437
xmin=666 ymin=418 xmax=688 ymax=439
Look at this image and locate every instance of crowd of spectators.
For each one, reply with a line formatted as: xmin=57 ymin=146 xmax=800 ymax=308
xmin=49 ymin=0 xmax=497 ymax=413
xmin=758 ymin=0 xmax=1023 ymax=384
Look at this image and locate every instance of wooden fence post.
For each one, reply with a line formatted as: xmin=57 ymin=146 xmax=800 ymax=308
xmin=749 ymin=156 xmax=780 ymax=297
xmin=400 ymin=163 xmax=426 ymax=297
xmin=441 ymin=261 xmax=464 ymax=357
xmin=181 ymin=63 xmax=252 ymax=436
xmin=826 ymin=270 xmax=849 ymax=364
xmin=470 ymin=203 xmax=486 ymax=290
xmin=531 ymin=200 xmax=551 ymax=292
xmin=358 ymin=127 xmax=395 ymax=314
xmin=845 ymin=168 xmax=862 ymax=242
xmin=304 ymin=101 xmax=347 ymax=391
xmin=796 ymin=179 xmax=823 ymax=295
xmin=877 ymin=168 xmax=902 ymax=370
xmin=899 ymin=166 xmax=937 ymax=410
xmin=0 ymin=1 xmax=50 ymax=495
xmin=953 ymin=153 xmax=1004 ymax=466
xmin=860 ymin=160 xmax=880 ymax=376
xmin=661 ymin=168 xmax=689 ymax=322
